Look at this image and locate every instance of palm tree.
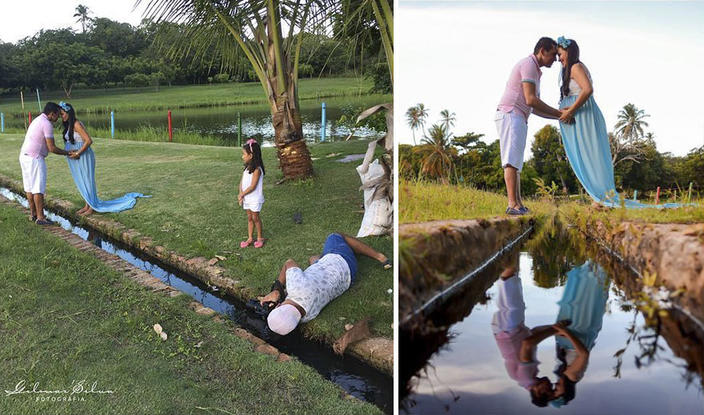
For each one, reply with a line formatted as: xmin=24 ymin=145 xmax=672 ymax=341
xmin=439 ymin=109 xmax=456 ymax=134
xmin=73 ymin=5 xmax=92 ymax=33
xmin=415 ymin=103 xmax=429 ymax=140
xmin=404 ymin=103 xmax=430 ymax=145
xmin=405 ymin=105 xmax=420 ymax=145
xmin=143 ymin=0 xmax=339 ymax=180
xmin=413 ymin=123 xmax=455 ymax=183
xmin=615 ymin=103 xmax=650 ymax=142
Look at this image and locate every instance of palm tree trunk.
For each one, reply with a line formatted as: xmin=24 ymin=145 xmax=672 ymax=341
xmin=271 ymin=92 xmax=312 ymax=179
xmin=265 ymin=0 xmax=313 ymax=180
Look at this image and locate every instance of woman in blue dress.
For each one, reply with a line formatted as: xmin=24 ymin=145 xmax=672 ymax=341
xmin=556 ymin=37 xmax=684 ymax=209
xmin=59 ymin=101 xmax=148 ymax=215
xmin=555 ymin=37 xmax=620 ymax=207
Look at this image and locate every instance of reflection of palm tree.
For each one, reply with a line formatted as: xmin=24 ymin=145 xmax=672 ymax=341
xmin=615 ymin=103 xmax=650 ymax=142
xmin=74 ymin=4 xmax=92 ymax=33
xmin=413 ymin=123 xmax=454 ymax=183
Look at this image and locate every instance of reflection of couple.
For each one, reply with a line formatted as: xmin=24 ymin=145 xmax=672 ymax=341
xmin=496 ymin=36 xmax=617 ymax=214
xmin=18 ymin=101 xmax=147 ymax=225
xmin=491 ymin=259 xmax=609 ymax=407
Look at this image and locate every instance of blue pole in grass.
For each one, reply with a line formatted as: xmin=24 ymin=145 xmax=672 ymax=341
xmin=320 ymin=102 xmax=326 ymax=142
xmin=110 ymin=111 xmax=115 ymax=138
xmin=633 ymin=190 xmax=637 ymax=201
xmin=1 ymin=113 xmax=4 ymax=132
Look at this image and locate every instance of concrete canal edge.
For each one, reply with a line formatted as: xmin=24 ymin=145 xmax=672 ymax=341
xmin=0 ymin=174 xmax=392 ymax=375
xmin=578 ymin=219 xmax=704 ymax=324
xmin=399 ymin=216 xmax=533 ymax=326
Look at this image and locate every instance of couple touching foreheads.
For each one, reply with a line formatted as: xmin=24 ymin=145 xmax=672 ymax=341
xmin=18 ymin=101 xmax=148 ymax=225
xmin=496 ymin=36 xmax=628 ymax=215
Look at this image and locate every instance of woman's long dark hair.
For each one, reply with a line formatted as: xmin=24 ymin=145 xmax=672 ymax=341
xmin=60 ymin=102 xmax=77 ymax=144
xmin=560 ymin=39 xmax=581 ymax=101
xmin=554 ymin=346 xmax=577 ymax=405
xmin=243 ymin=139 xmax=265 ymax=176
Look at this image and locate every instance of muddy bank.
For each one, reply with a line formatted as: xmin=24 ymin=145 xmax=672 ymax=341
xmin=0 ymin=174 xmax=392 ymax=375
xmin=577 ymin=218 xmax=704 ymax=324
xmin=399 ymin=217 xmax=532 ymax=324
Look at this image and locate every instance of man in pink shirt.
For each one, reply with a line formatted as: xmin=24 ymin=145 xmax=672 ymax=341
xmin=18 ymin=102 xmax=77 ymax=225
xmin=496 ymin=37 xmax=569 ymax=215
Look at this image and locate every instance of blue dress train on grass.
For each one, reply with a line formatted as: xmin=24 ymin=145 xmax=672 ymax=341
xmin=65 ymin=133 xmax=149 ymax=212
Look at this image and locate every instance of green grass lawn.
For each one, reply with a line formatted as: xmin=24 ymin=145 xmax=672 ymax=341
xmin=0 ymin=203 xmax=380 ymax=415
xmin=0 ymin=134 xmax=393 ymax=343
xmin=400 ymin=179 xmax=704 ymax=224
xmin=0 ymin=77 xmax=376 ymax=115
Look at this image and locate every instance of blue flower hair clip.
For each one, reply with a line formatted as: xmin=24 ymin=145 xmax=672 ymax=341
xmin=557 ymin=36 xmax=571 ymax=48
xmin=58 ymin=101 xmax=71 ymax=111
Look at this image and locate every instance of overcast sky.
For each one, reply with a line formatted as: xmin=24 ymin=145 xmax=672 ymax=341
xmin=396 ymin=1 xmax=704 ymax=157
xmin=0 ymin=1 xmax=146 ymax=43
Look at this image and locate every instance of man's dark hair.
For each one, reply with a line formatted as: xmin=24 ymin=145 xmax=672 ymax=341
xmin=534 ymin=37 xmax=557 ymax=55
xmin=530 ymin=388 xmax=550 ymax=407
xmin=43 ymin=102 xmax=60 ymax=115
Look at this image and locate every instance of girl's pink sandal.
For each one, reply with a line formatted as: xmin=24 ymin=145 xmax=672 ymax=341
xmin=254 ymin=239 xmax=265 ymax=248
xmin=240 ymin=240 xmax=253 ymax=248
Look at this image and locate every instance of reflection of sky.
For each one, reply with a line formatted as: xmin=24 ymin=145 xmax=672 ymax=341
xmin=406 ymin=252 xmax=703 ymax=414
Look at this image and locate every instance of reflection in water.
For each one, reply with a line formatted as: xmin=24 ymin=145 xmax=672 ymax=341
xmin=550 ymin=261 xmax=608 ymax=408
xmin=401 ymin=219 xmax=703 ymax=414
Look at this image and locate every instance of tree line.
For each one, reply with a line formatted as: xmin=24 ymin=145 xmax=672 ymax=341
xmin=0 ymin=4 xmax=389 ymax=97
xmin=401 ymin=103 xmax=704 ymax=198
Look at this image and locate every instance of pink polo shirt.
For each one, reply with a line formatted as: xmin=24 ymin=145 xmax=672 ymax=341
xmin=20 ymin=113 xmax=54 ymax=159
xmin=497 ymin=55 xmax=542 ymax=120
xmin=494 ymin=325 xmax=539 ymax=390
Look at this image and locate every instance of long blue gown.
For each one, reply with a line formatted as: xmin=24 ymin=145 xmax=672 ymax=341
xmin=555 ymin=261 xmax=609 ymax=352
xmin=558 ymin=70 xmax=684 ymax=209
xmin=65 ymin=133 xmax=149 ymax=212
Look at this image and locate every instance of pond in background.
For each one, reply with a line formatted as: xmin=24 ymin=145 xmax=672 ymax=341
xmin=401 ymin=223 xmax=704 ymax=414
xmin=1 ymin=95 xmax=389 ymax=145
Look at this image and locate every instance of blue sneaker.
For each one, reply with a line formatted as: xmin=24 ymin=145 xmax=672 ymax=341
xmin=505 ymin=206 xmax=525 ymax=216
xmin=519 ymin=205 xmax=530 ymax=214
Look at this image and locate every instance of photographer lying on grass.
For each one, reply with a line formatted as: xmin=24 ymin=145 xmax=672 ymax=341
xmin=256 ymin=233 xmax=391 ymax=336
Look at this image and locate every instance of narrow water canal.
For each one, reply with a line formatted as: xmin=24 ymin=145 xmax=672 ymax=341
xmin=401 ymin=220 xmax=704 ymax=414
xmin=0 ymin=188 xmax=392 ymax=414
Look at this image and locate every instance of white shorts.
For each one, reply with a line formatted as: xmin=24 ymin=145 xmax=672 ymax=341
xmin=243 ymin=201 xmax=263 ymax=212
xmin=19 ymin=154 xmax=47 ymax=194
xmin=495 ymin=110 xmax=528 ymax=172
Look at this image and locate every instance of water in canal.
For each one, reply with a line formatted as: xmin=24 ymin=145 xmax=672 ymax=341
xmin=401 ymin=220 xmax=704 ymax=414
xmin=0 ymin=187 xmax=392 ymax=414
